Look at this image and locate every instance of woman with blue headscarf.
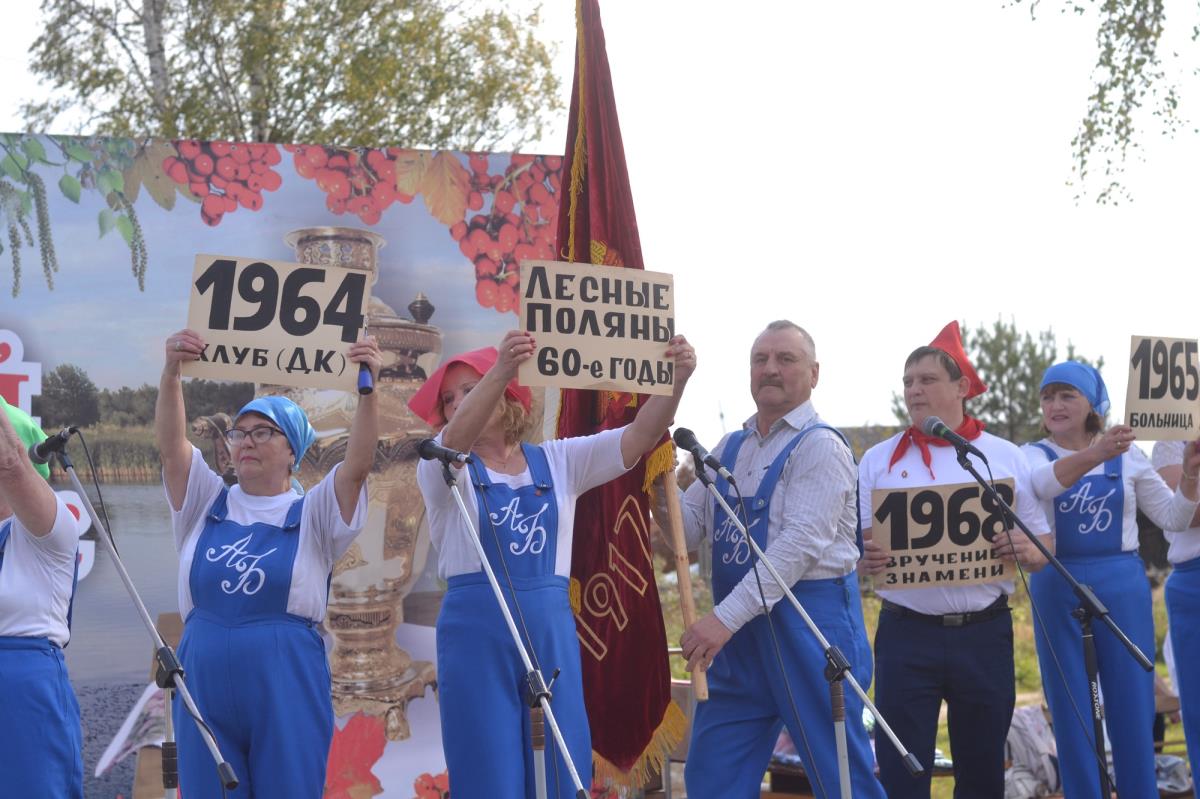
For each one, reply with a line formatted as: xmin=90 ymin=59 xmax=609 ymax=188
xmin=0 ymin=397 xmax=83 ymax=798
xmin=155 ymin=328 xmax=380 ymax=799
xmin=1023 ymin=361 xmax=1200 ymax=798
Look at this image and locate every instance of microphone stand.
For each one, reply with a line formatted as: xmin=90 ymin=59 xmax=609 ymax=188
xmin=438 ymin=460 xmax=588 ymax=799
xmin=951 ymin=445 xmax=1147 ymax=799
xmin=693 ymin=468 xmax=923 ymax=798
xmin=163 ymin=687 xmax=178 ymax=799
xmin=47 ymin=444 xmax=238 ymax=791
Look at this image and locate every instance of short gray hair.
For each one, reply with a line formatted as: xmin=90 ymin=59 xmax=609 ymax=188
xmin=761 ymin=320 xmax=816 ymax=357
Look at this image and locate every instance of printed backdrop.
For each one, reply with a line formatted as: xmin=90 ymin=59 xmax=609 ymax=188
xmin=0 ymin=131 xmax=566 ymax=798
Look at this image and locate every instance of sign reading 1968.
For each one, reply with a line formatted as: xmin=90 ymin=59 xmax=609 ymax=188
xmin=1124 ymin=335 xmax=1200 ymax=440
xmin=871 ymin=479 xmax=1016 ymax=588
xmin=183 ymin=254 xmax=372 ymax=391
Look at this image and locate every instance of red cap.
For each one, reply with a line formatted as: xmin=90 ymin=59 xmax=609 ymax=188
xmin=407 ymin=347 xmax=533 ymax=427
xmin=929 ymin=321 xmax=986 ymax=399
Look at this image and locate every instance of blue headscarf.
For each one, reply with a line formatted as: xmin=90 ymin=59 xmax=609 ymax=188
xmin=1040 ymin=361 xmax=1110 ymax=416
xmin=235 ymin=397 xmax=316 ymax=471
xmin=1 ymin=395 xmax=50 ymax=480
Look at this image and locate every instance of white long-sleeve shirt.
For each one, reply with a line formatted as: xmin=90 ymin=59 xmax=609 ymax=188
xmin=1024 ymin=439 xmax=1198 ymax=552
xmin=666 ymin=400 xmax=859 ymax=633
xmin=1151 ymin=440 xmax=1200 ymax=564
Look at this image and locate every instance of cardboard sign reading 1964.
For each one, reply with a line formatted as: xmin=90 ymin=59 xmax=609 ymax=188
xmin=518 ymin=260 xmax=675 ymax=396
xmin=183 ymin=254 xmax=371 ymax=391
xmin=1124 ymin=335 xmax=1200 ymax=440
xmin=871 ymin=479 xmax=1016 ymax=589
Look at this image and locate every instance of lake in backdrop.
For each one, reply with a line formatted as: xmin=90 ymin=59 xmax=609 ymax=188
xmin=61 ymin=481 xmax=181 ymax=684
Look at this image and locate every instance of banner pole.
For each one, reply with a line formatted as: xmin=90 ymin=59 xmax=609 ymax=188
xmin=658 ymin=468 xmax=708 ymax=701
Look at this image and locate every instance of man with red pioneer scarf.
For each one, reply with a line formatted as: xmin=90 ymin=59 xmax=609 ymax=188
xmin=858 ymin=322 xmax=1052 ymax=799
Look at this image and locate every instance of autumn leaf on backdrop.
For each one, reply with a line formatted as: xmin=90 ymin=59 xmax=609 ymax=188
xmin=323 ymin=712 xmax=388 ymax=799
xmin=417 ymin=153 xmax=472 ymax=227
xmin=411 ymin=771 xmax=450 ymax=799
xmin=122 ymin=140 xmax=195 ymax=211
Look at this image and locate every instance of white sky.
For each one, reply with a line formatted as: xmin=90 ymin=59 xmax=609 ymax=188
xmin=4 ymin=1 xmax=1200 ymax=449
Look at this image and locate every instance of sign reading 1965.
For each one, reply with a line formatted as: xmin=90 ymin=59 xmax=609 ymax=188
xmin=1124 ymin=335 xmax=1200 ymax=440
xmin=183 ymin=254 xmax=372 ymax=391
xmin=870 ymin=479 xmax=1016 ymax=588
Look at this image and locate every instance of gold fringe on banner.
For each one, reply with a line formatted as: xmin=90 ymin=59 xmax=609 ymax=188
xmin=641 ymin=439 xmax=675 ymax=495
xmin=568 ymin=575 xmax=582 ymax=614
xmin=592 ymin=698 xmax=688 ymax=789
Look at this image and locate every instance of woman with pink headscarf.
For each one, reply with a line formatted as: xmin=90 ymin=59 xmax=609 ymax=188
xmin=409 ymin=329 xmax=695 ymax=799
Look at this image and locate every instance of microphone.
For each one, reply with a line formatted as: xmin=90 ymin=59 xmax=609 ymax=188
xmin=920 ymin=416 xmax=988 ymax=463
xmin=29 ymin=427 xmax=77 ymax=466
xmin=417 ymin=438 xmax=472 ymax=465
xmin=357 ymin=363 xmax=374 ymax=395
xmin=672 ymin=427 xmax=735 ymax=483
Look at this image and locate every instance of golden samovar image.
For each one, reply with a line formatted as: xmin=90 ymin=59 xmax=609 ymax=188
xmin=270 ymin=226 xmax=441 ymax=740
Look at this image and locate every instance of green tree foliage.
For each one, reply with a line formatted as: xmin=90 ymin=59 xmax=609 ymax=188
xmin=24 ymin=0 xmax=562 ymax=150
xmin=1013 ymin=1 xmax=1178 ymax=203
xmin=181 ymin=380 xmax=255 ymax=419
xmin=99 ymin=384 xmax=159 ymax=426
xmin=35 ymin=376 xmax=251 ymax=428
xmin=0 ymin=134 xmax=148 ymax=296
xmin=891 ymin=318 xmax=1103 ymax=444
xmin=33 ymin=363 xmax=101 ymax=428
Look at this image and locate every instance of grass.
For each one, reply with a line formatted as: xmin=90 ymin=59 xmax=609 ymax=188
xmin=655 ymin=559 xmax=1181 ymax=798
xmin=49 ymin=423 xmax=162 ymax=481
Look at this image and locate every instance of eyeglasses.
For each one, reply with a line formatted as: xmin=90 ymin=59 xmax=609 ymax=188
xmin=224 ymin=426 xmax=284 ymax=446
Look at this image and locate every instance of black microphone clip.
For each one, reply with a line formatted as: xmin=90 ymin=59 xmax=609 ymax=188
xmin=29 ymin=427 xmax=77 ymax=466
xmin=672 ymin=427 xmax=735 ymax=484
xmin=417 ymin=438 xmax=473 ymax=465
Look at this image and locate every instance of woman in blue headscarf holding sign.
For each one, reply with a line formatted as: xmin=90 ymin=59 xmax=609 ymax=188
xmin=1023 ymin=361 xmax=1200 ymax=798
xmin=155 ymin=328 xmax=380 ymax=799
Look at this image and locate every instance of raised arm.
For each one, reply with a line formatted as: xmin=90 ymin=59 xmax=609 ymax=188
xmin=1155 ymin=440 xmax=1200 ymax=512
xmin=156 ymin=329 xmax=205 ymax=511
xmin=1042 ymin=425 xmax=1135 ymax=493
xmin=619 ymin=335 xmax=696 ymax=469
xmin=440 ymin=330 xmax=534 ymax=454
xmin=334 ymin=336 xmax=382 ymax=524
xmin=0 ymin=406 xmax=58 ymax=535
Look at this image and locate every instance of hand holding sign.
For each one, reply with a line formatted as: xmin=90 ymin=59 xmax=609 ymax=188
xmin=165 ymin=329 xmax=206 ymax=372
xmin=665 ymin=335 xmax=697 ymax=392
xmin=859 ymin=533 xmax=891 ymax=576
xmin=990 ymin=527 xmax=1048 ymax=572
xmin=346 ymin=335 xmax=384 ymax=389
xmin=1180 ymin=440 xmax=1200 ymax=501
xmin=496 ymin=330 xmax=536 ymax=379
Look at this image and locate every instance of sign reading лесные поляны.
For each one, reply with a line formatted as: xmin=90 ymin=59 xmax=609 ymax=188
xmin=518 ymin=260 xmax=674 ymax=396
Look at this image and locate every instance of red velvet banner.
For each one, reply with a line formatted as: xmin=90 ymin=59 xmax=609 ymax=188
xmin=555 ymin=0 xmax=683 ymax=785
